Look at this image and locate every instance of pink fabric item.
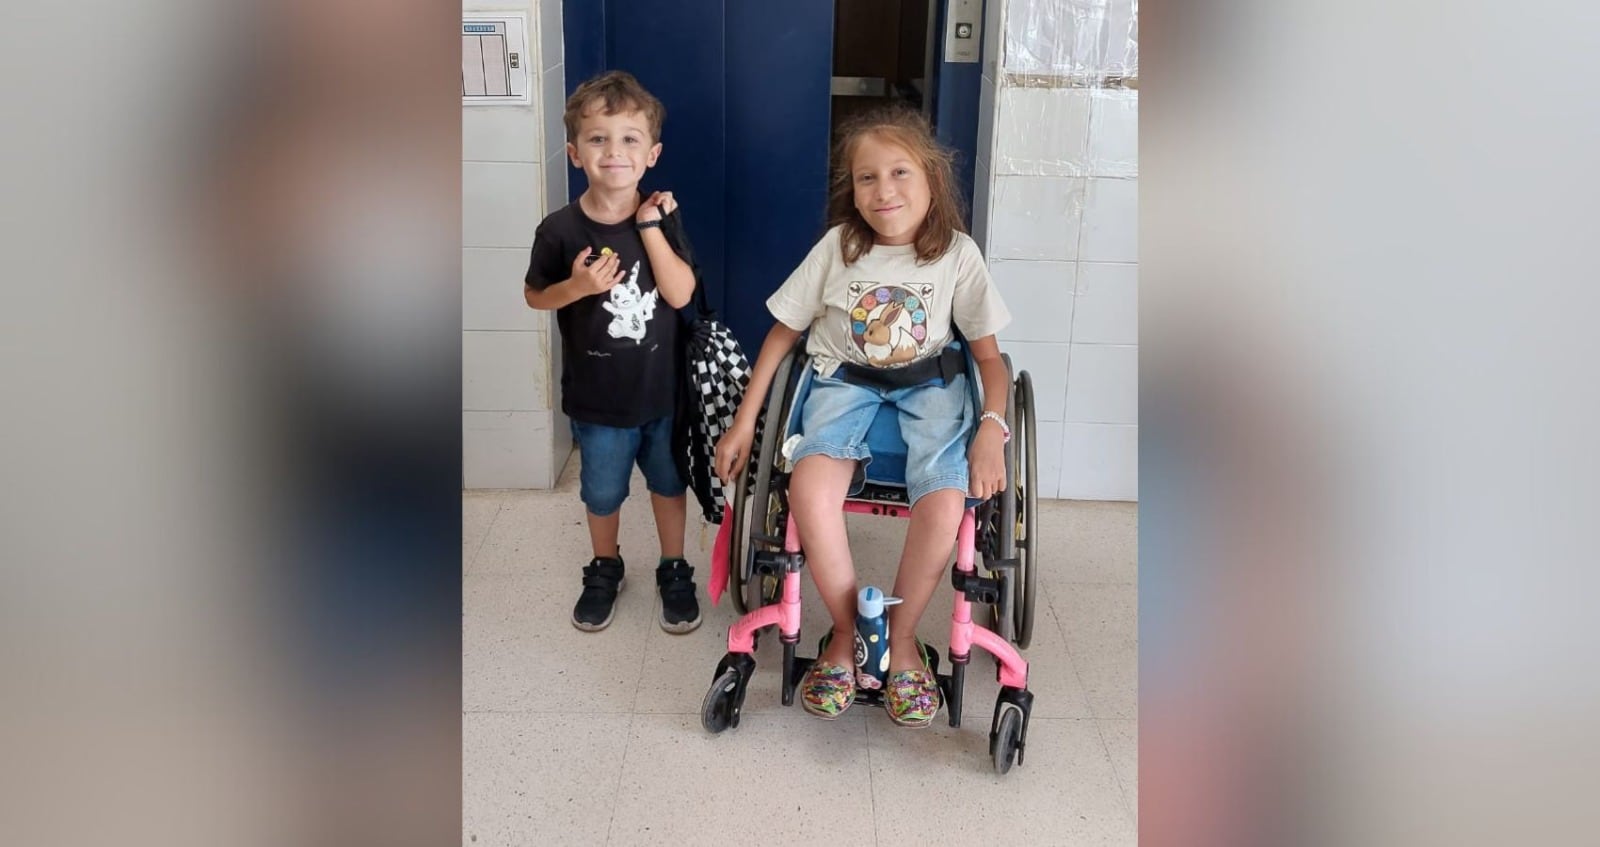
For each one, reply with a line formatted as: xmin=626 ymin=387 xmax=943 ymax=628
xmin=709 ymin=503 xmax=732 ymax=605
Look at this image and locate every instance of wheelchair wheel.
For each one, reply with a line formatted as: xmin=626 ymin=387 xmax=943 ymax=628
xmin=991 ymin=705 xmax=1023 ymax=775
xmin=701 ymin=667 xmax=744 ymax=734
xmin=988 ymin=354 xmax=1020 ymax=645
xmin=1012 ymin=370 xmax=1039 ymax=649
xmin=733 ymin=343 xmax=802 ymax=614
xmin=727 ymin=439 xmax=752 ymax=615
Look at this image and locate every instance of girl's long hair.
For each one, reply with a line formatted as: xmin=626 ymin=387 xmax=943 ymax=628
xmin=826 ymin=106 xmax=967 ymax=266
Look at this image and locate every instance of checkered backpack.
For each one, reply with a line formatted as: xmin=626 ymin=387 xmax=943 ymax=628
xmin=682 ymin=310 xmax=757 ymax=523
xmin=660 ymin=213 xmax=758 ymax=523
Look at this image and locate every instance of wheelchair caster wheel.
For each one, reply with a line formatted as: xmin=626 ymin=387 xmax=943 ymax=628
xmin=990 ymin=705 xmax=1023 ymax=775
xmin=701 ymin=667 xmax=747 ymax=734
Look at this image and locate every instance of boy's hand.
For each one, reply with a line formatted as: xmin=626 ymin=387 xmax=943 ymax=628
xmin=714 ymin=423 xmax=754 ymax=485
xmin=636 ymin=191 xmax=678 ymax=224
xmin=967 ymin=426 xmax=1007 ymax=501
xmin=570 ymin=248 xmax=625 ymax=296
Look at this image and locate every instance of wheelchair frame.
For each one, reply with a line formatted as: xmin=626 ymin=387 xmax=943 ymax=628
xmin=701 ymin=339 xmax=1042 ymax=775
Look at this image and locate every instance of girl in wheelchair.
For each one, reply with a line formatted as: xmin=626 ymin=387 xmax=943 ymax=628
xmin=714 ymin=106 xmax=1013 ymax=728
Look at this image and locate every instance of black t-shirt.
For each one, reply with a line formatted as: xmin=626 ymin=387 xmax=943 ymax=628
xmin=524 ymin=201 xmax=681 ymax=428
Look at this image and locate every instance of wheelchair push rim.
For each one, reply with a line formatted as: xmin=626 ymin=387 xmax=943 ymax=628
xmin=1013 ymin=369 xmax=1039 ymax=649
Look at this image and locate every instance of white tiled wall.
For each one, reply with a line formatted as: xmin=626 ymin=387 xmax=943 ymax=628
xmin=994 ymin=86 xmax=1091 ymax=176
xmin=975 ymin=0 xmax=1138 ymax=501
xmin=463 ymin=0 xmax=570 ymax=488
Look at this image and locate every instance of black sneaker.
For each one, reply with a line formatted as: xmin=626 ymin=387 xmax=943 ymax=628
xmin=655 ymin=559 xmax=702 ymax=634
xmin=572 ymin=556 xmax=625 ymax=632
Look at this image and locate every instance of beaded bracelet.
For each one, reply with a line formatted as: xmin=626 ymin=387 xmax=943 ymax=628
xmin=980 ymin=410 xmax=1012 ymax=443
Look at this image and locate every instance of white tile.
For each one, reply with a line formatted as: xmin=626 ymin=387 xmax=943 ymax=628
xmin=463 ymin=161 xmax=541 ymax=248
xmin=610 ymin=714 xmax=877 ymax=847
xmin=539 ymin=63 xmax=568 ymax=162
xmin=542 ymin=150 xmax=569 ymax=218
xmin=1058 ymin=423 xmax=1137 ymax=501
xmin=996 ymin=87 xmax=1091 ymax=176
xmin=464 ymin=330 xmax=547 ymax=411
xmin=463 ymin=712 xmax=630 ymax=847
xmin=1100 ymin=718 xmax=1139 ymax=818
xmin=1002 ymin=341 xmax=1070 ymax=422
xmin=1053 ymin=583 xmax=1137 ymax=719
xmin=464 ymin=248 xmax=544 ymax=331
xmin=1031 ymin=499 xmax=1138 ymax=583
xmin=463 ymin=410 xmax=554 ymax=489
xmin=1080 ymin=177 xmax=1137 ymax=263
xmin=1104 ymin=0 xmax=1139 ymax=78
xmin=462 ymin=493 xmax=505 ymax=573
xmin=537 ymin=0 xmax=563 ymax=72
xmin=989 ymin=175 xmax=1084 ymax=261
xmin=1073 ymin=261 xmax=1137 ymax=344
xmin=1089 ymin=89 xmax=1138 ymax=177
xmin=1004 ymin=0 xmax=1108 ymax=76
xmin=1065 ymin=344 xmax=1137 ymax=424
xmin=991 ymin=259 xmax=1075 ymax=344
xmin=869 ymin=717 xmax=1135 ymax=843
xmin=463 ymin=569 xmax=651 ymax=710
xmin=462 ymin=105 xmax=541 ymax=162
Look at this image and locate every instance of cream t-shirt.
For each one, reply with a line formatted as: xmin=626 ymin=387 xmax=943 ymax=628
xmin=766 ymin=226 xmax=1012 ymax=377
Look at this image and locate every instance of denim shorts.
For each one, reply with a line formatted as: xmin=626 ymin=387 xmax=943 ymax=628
xmin=789 ymin=371 xmax=973 ymax=506
xmin=570 ymin=414 xmax=686 ymax=517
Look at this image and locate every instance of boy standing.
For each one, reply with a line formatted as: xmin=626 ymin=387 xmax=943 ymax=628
xmin=524 ymin=70 xmax=701 ymax=634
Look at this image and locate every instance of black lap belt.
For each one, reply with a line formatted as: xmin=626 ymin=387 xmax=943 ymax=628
xmin=837 ymin=345 xmax=965 ymax=392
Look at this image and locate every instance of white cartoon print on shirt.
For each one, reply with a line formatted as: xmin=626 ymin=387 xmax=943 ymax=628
xmin=602 ymin=261 xmax=657 ymax=343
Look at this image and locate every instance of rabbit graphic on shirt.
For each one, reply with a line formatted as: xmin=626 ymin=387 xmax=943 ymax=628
xmin=862 ymin=300 xmax=919 ymax=367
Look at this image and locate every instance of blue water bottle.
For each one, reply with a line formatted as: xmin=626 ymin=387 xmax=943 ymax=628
xmin=853 ymin=586 xmax=902 ymax=691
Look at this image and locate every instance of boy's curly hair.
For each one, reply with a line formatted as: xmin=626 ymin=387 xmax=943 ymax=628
xmin=563 ymin=70 xmax=666 ymax=142
xmin=827 ymin=106 xmax=967 ymax=265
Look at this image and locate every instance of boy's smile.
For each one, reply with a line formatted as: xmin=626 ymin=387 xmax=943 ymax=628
xmin=567 ymin=107 xmax=661 ymax=191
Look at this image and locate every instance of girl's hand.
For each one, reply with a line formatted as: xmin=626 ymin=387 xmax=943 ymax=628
xmin=715 ymin=423 xmax=755 ymax=484
xmin=967 ymin=425 xmax=1007 ymax=501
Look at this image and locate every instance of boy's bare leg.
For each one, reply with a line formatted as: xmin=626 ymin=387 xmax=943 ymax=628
xmin=586 ymin=511 xmax=621 ymax=560
xmin=650 ymin=493 xmax=686 ymax=560
xmin=789 ymin=455 xmax=860 ymax=667
xmin=886 ymin=488 xmax=964 ymax=675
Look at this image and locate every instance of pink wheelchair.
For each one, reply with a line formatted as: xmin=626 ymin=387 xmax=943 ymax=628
xmin=701 ymin=339 xmax=1041 ymax=775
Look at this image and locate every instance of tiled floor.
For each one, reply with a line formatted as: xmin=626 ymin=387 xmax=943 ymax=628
xmin=464 ymin=461 xmax=1137 ymax=846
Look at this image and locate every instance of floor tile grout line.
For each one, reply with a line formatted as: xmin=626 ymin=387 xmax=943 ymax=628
xmin=626 ymin=588 xmax=662 ymax=713
xmin=463 ymin=498 xmax=508 ymax=575
xmin=1091 ymin=718 xmax=1138 ymax=825
xmin=1042 ymin=581 xmax=1106 ymax=720
xmin=865 ymin=714 xmax=880 ymax=847
xmin=602 ymin=710 xmax=637 ymax=847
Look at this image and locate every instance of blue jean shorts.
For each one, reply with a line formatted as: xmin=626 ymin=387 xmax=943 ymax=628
xmin=789 ymin=371 xmax=973 ymax=506
xmin=570 ymin=414 xmax=686 ymax=517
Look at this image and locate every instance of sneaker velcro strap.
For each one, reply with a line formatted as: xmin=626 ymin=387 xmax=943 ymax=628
xmin=660 ymin=582 xmax=695 ymax=600
xmin=655 ymin=563 xmax=693 ymax=586
xmin=582 ymin=569 xmax=621 ymax=590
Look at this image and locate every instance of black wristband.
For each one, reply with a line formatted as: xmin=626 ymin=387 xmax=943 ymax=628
xmin=636 ymin=219 xmax=662 ymax=231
